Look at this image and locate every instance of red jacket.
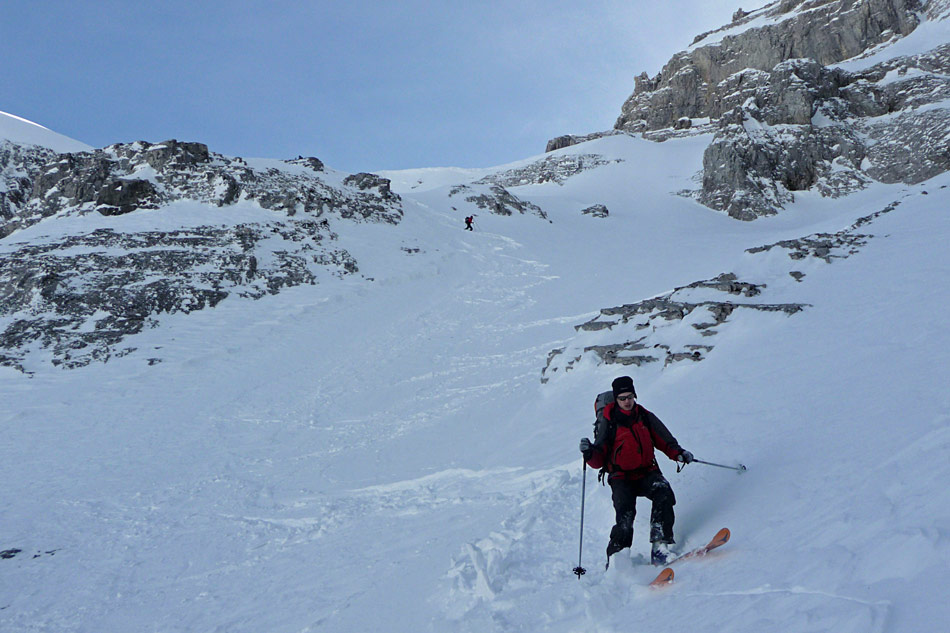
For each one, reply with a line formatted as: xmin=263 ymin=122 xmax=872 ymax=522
xmin=585 ymin=403 xmax=683 ymax=480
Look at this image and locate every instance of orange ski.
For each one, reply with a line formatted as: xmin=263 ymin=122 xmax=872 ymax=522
xmin=670 ymin=528 xmax=730 ymax=564
xmin=649 ymin=566 xmax=674 ymax=587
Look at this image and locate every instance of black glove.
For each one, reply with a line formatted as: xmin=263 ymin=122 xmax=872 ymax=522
xmin=677 ymin=450 xmax=694 ymax=464
xmin=579 ymin=437 xmax=592 ymax=458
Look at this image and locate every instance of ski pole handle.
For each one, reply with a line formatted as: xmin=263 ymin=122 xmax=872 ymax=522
xmin=694 ymin=458 xmax=747 ymax=472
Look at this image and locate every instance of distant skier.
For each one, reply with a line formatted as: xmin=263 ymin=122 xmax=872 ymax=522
xmin=464 ymin=215 xmax=474 ymax=231
xmin=579 ymin=376 xmax=693 ymax=566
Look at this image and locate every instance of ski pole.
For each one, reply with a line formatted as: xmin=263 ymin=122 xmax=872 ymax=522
xmin=573 ymin=461 xmax=588 ymax=578
xmin=694 ymin=458 xmax=747 ymax=472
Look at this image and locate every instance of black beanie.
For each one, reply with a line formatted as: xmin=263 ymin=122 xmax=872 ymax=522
xmin=612 ymin=376 xmax=637 ymax=399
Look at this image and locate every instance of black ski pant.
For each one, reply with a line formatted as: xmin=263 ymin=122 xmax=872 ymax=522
xmin=606 ymin=470 xmax=676 ymax=557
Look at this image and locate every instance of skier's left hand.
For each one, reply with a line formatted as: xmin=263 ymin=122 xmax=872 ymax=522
xmin=677 ymin=450 xmax=694 ymax=464
xmin=579 ymin=438 xmax=592 ymax=456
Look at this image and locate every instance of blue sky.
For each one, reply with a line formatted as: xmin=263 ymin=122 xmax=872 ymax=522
xmin=2 ymin=1 xmax=749 ymax=172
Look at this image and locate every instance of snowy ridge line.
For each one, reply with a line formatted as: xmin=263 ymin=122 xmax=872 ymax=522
xmin=384 ymin=142 xmax=627 ymax=194
xmin=0 ymin=112 xmax=92 ymax=154
xmin=687 ymin=1 xmax=822 ymax=51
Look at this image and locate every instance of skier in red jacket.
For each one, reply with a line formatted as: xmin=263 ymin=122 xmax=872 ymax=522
xmin=579 ymin=376 xmax=693 ymax=566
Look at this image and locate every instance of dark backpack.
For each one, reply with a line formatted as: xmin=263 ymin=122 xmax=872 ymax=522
xmin=593 ymin=390 xmax=614 ymax=439
xmin=592 ymin=390 xmax=616 ymax=483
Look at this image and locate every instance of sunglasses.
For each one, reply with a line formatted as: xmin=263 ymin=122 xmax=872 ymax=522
xmin=616 ymin=394 xmax=634 ymax=402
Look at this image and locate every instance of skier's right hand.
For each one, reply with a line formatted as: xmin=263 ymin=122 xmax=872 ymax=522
xmin=579 ymin=437 xmax=592 ymax=457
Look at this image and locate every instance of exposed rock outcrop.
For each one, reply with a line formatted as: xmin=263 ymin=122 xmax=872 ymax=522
xmin=0 ymin=141 xmax=59 ymax=238
xmin=544 ymin=130 xmax=627 ymax=152
xmin=0 ymin=138 xmax=403 ymax=371
xmin=696 ymin=45 xmax=950 ymax=218
xmin=0 ymin=219 xmax=356 ymax=371
xmin=541 ymin=270 xmax=808 ymax=381
xmin=581 ymin=204 xmax=609 ymax=218
xmin=541 ymin=199 xmax=903 ymax=382
xmin=449 ymin=183 xmax=548 ymax=219
xmin=476 ymin=154 xmax=622 ymax=187
xmin=615 ymin=0 xmax=923 ymax=132
xmin=4 ymin=139 xmax=402 ymax=238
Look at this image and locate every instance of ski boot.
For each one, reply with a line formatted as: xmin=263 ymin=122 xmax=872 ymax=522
xmin=651 ymin=541 xmax=673 ymax=566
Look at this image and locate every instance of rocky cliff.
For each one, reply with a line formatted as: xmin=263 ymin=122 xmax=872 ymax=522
xmin=1 ymin=139 xmax=401 ymax=238
xmin=0 ymin=138 xmax=402 ymax=371
xmin=552 ymin=0 xmax=950 ymax=219
xmin=615 ymin=0 xmax=924 ymax=132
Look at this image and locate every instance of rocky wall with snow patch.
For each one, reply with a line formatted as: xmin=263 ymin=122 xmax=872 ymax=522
xmin=0 ymin=218 xmax=358 ymax=372
xmin=0 ymin=139 xmax=403 ymax=371
xmin=548 ymin=0 xmax=950 ymax=220
xmin=3 ymin=139 xmax=401 ymax=237
xmin=697 ymin=45 xmax=950 ymax=218
xmin=615 ymin=0 xmax=923 ymax=133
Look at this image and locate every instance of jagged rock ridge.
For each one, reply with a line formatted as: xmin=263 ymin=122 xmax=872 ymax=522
xmin=2 ymin=139 xmax=401 ymax=238
xmin=616 ymin=0 xmax=924 ymax=132
xmin=547 ymin=0 xmax=950 ymax=220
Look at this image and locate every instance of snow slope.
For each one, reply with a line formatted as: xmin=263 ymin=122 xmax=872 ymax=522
xmin=1 ymin=119 xmax=947 ymax=632
xmin=0 ymin=110 xmax=91 ymax=153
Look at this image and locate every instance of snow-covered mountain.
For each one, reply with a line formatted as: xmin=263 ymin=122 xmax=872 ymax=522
xmin=2 ymin=2 xmax=949 ymax=632
xmin=555 ymin=0 xmax=950 ymax=220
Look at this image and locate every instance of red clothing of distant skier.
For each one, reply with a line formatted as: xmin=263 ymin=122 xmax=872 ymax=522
xmin=585 ymin=403 xmax=683 ymax=480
